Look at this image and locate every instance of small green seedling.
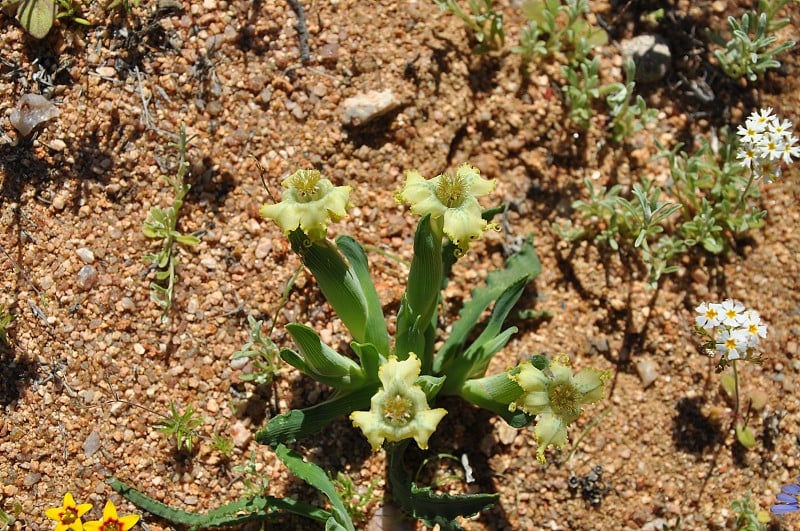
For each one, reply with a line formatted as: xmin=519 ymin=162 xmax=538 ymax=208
xmin=143 ymin=123 xmax=201 ymax=320
xmin=731 ymin=491 xmax=770 ymax=530
xmin=0 ymin=306 xmax=15 ymax=345
xmin=154 ymin=401 xmax=203 ymax=453
xmin=231 ymin=316 xmax=281 ymax=387
xmin=210 ymin=434 xmax=235 ymax=460
xmin=433 ymin=0 xmax=505 ymax=54
xmin=331 ymin=471 xmax=382 ymax=525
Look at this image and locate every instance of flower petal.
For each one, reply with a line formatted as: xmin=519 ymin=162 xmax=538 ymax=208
xmin=771 ymin=503 xmax=800 ymax=514
xmin=533 ymin=413 xmax=568 ymax=463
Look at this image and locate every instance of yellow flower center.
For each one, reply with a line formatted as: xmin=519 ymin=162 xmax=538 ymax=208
xmin=435 ymin=173 xmax=468 ymax=208
xmin=548 ymin=380 xmax=580 ymax=417
xmin=288 ymin=170 xmax=322 ymax=202
xmin=705 ymin=308 xmax=718 ymax=320
xmin=61 ymin=507 xmax=78 ymax=525
xmin=382 ymin=393 xmax=414 ymax=426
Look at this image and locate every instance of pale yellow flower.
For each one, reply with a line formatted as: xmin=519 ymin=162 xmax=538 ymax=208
xmin=396 ymin=163 xmax=498 ymax=255
xmin=509 ymin=359 xmax=607 ymax=463
xmin=260 ymin=169 xmax=352 ymax=242
xmin=351 ymin=354 xmax=447 ymax=451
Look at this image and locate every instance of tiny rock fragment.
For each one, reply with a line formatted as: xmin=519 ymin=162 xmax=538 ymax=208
xmin=230 ymin=420 xmax=252 ymax=448
xmin=636 ymin=358 xmax=660 ymax=389
xmin=341 ymin=89 xmax=401 ymax=127
xmin=9 ymin=93 xmax=60 ymax=137
xmin=76 ymin=264 xmax=98 ymax=291
xmin=620 ymin=34 xmax=671 ymax=84
xmin=83 ymin=431 xmax=101 ymax=457
xmin=76 ymin=247 xmax=95 ymax=264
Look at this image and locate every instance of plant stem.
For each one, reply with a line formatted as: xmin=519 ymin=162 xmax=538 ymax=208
xmin=732 ymin=359 xmax=742 ymax=426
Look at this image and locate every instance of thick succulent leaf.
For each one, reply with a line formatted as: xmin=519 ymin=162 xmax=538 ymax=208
xmin=289 ymin=233 xmax=370 ymax=344
xmin=434 ymin=237 xmax=539 ymax=375
xmin=255 ymin=385 xmax=377 ymax=446
xmin=336 ymin=235 xmax=390 ymax=354
xmin=387 ymin=442 xmax=497 ymax=530
xmin=275 ymin=444 xmax=356 ymax=531
xmin=285 ymin=323 xmax=362 ymax=380
xmin=106 ymin=478 xmax=329 ymax=529
xmin=349 ymin=341 xmax=385 ymax=382
xmin=396 ymin=215 xmax=442 ymax=365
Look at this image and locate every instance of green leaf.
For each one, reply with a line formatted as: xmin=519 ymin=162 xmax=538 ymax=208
xmin=387 ymin=441 xmax=498 ymax=529
xmin=434 ymin=237 xmax=540 ymax=376
xmin=255 ymin=385 xmax=377 ymax=446
xmin=336 ymin=235 xmax=390 ymax=354
xmin=349 ymin=341 xmax=384 ymax=382
xmin=275 ymin=444 xmax=356 ymax=531
xmin=106 ymin=478 xmax=330 ymax=528
xmin=290 ymin=233 xmax=372 ymax=346
xmin=285 ymin=323 xmax=363 ymax=383
xmin=736 ymin=423 xmax=756 ymax=449
xmin=16 ymin=0 xmax=56 ymax=39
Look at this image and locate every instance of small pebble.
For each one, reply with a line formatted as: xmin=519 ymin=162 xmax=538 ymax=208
xmin=76 ymin=248 xmax=95 ymax=264
xmin=341 ymin=89 xmax=401 ymax=127
xmin=620 ymin=34 xmax=671 ymax=84
xmin=76 ymin=265 xmax=98 ymax=291
xmin=636 ymin=358 xmax=660 ymax=388
xmin=83 ymin=431 xmax=101 ymax=457
xmin=230 ymin=421 xmax=252 ymax=448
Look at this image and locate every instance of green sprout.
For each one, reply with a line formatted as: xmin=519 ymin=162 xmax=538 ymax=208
xmin=433 ymin=0 xmax=505 ymax=54
xmin=0 ymin=306 xmax=15 ymax=346
xmin=0 ymin=500 xmax=22 ymax=531
xmin=731 ymin=491 xmax=770 ymax=530
xmin=231 ymin=316 xmax=281 ymax=387
xmin=143 ymin=123 xmax=201 ymax=321
xmin=711 ymin=0 xmax=796 ymax=82
xmin=561 ymin=56 xmax=601 ymax=129
xmin=154 ymin=401 xmax=203 ymax=453
xmin=330 ymin=472 xmax=382 ymax=525
xmin=210 ymin=434 xmax=235 ymax=460
xmin=604 ymin=59 xmax=658 ymax=144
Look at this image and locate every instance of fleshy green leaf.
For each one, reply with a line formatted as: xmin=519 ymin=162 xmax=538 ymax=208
xmin=16 ymin=0 xmax=56 ymax=39
xmin=275 ymin=444 xmax=356 ymax=531
xmin=387 ymin=441 xmax=498 ymax=529
xmin=336 ymin=235 xmax=390 ymax=354
xmin=106 ymin=477 xmax=330 ymax=529
xmin=285 ymin=323 xmax=363 ymax=383
xmin=255 ymin=385 xmax=377 ymax=446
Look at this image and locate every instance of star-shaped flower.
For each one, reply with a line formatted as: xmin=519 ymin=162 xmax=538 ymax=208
xmin=45 ymin=493 xmax=93 ymax=531
xmin=260 ymin=169 xmax=352 ymax=242
xmin=395 ymin=163 xmax=498 ymax=255
xmin=350 ymin=353 xmax=447 ymax=451
xmin=509 ymin=359 xmax=607 ymax=463
xmin=83 ymin=501 xmax=139 ymax=531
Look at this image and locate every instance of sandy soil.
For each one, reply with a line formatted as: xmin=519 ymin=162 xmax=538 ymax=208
xmin=2 ymin=0 xmax=800 ymax=530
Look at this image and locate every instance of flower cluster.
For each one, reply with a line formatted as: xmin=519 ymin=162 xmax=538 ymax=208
xmin=771 ymin=477 xmax=800 ymax=515
xmin=695 ymin=299 xmax=767 ymax=362
xmin=736 ymin=107 xmax=799 ymax=182
xmin=46 ymin=495 xmax=139 ymax=531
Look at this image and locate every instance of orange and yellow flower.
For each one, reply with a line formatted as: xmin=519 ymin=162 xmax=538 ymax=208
xmin=82 ymin=501 xmax=139 ymax=531
xmin=45 ymin=493 xmax=93 ymax=531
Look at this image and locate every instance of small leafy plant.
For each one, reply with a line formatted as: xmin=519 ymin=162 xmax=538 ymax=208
xmin=711 ymin=0 xmax=796 ymax=82
xmin=433 ymin=0 xmax=505 ymax=54
xmin=560 ymin=108 xmax=797 ymax=287
xmin=731 ymin=491 xmax=770 ymax=530
xmin=231 ymin=316 xmax=281 ymax=387
xmin=604 ymin=59 xmax=658 ymax=144
xmin=154 ymin=401 xmax=204 ymax=453
xmin=0 ymin=500 xmax=21 ymax=531
xmin=512 ymin=0 xmax=607 ymax=66
xmin=330 ymin=471 xmax=382 ymax=525
xmin=143 ymin=124 xmax=201 ymax=320
xmin=0 ymin=305 xmax=15 ymax=346
xmin=7 ymin=0 xmax=90 ymax=39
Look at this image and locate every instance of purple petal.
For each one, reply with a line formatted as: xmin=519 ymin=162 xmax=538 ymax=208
xmin=781 ymin=484 xmax=800 ymax=495
xmin=777 ymin=493 xmax=798 ymax=503
xmin=771 ymin=504 xmax=800 ymax=514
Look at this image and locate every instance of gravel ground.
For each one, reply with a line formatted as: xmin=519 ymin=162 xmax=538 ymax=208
xmin=1 ymin=0 xmax=800 ymax=530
